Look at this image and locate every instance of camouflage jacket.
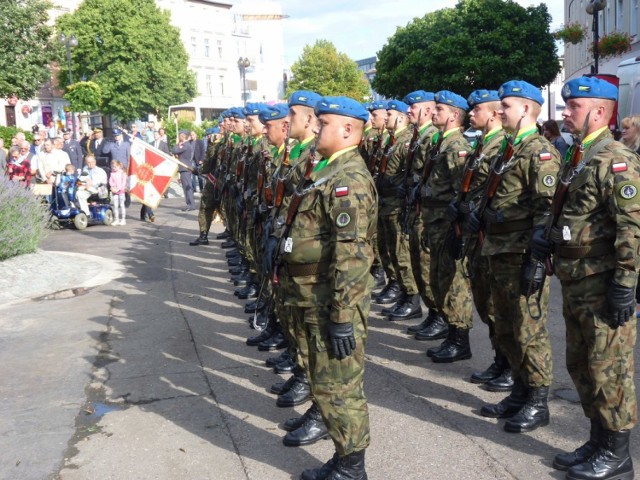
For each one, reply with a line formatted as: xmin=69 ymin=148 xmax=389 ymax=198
xmin=413 ymin=122 xmax=439 ymax=175
xmin=481 ymin=129 xmax=561 ymax=256
xmin=244 ymin=135 xmax=268 ymax=201
xmin=282 ymin=147 xmax=377 ymax=318
xmin=422 ymin=128 xmax=471 ymax=225
xmin=552 ymin=129 xmax=640 ymax=288
xmin=359 ymin=125 xmax=376 ymax=166
xmin=467 ymin=128 xmax=507 ymax=205
xmin=377 ymin=126 xmax=413 ymax=215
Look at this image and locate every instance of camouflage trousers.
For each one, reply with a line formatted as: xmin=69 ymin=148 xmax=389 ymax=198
xmin=375 ymin=218 xmax=396 ymax=283
xmin=488 ymin=253 xmax=552 ymax=387
xmin=468 ymin=247 xmax=496 ymax=348
xmin=378 ymin=212 xmax=417 ymax=295
xmin=197 ymin=183 xmax=217 ymax=234
xmin=561 ymin=272 xmax=637 ymax=430
xmin=289 ymin=301 xmax=370 ymax=456
xmin=411 ymin=210 xmax=436 ymax=310
xmin=428 ymin=223 xmax=472 ymax=328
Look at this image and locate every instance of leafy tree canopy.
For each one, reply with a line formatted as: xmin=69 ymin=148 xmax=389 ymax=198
xmin=65 ymin=81 xmax=102 ymax=113
xmin=373 ymin=0 xmax=561 ymax=99
xmin=286 ymin=40 xmax=370 ymax=101
xmin=56 ymin=0 xmax=197 ymax=122
xmin=0 ymin=0 xmax=54 ymax=99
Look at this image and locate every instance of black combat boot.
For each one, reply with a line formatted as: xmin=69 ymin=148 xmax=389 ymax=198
xmin=216 ymin=229 xmax=231 ymax=240
xmin=374 ymin=280 xmax=402 ymax=304
xmin=276 ymin=372 xmax=310 ymax=407
xmin=189 ymin=232 xmax=209 ymax=246
xmin=553 ymin=418 xmax=602 ymax=471
xmin=266 ymin=349 xmax=291 ymax=368
xmin=471 ymin=350 xmax=509 ymax=384
xmin=380 ymin=291 xmax=406 ymax=315
xmin=431 ymin=326 xmax=472 ymax=363
xmin=370 ymin=265 xmax=386 ymax=288
xmin=245 ymin=298 xmax=267 ymax=314
xmin=232 ymin=270 xmax=252 ymax=286
xmin=566 ymin=429 xmax=634 ymax=480
xmin=388 ymin=293 xmax=422 ymax=321
xmin=246 ymin=314 xmax=275 ymax=346
xmin=258 ymin=329 xmax=287 ymax=351
xmin=283 ymin=404 xmax=329 ymax=446
xmin=248 ymin=311 xmax=268 ymax=330
xmin=238 ymin=282 xmax=259 ymax=300
xmin=229 ymin=263 xmax=247 ymax=275
xmin=227 ymin=255 xmax=244 ymax=267
xmin=226 ymin=248 xmax=240 ymax=258
xmin=415 ymin=313 xmax=448 ymax=341
xmin=270 ymin=374 xmax=298 ymax=395
xmin=301 ymin=453 xmax=340 ymax=480
xmin=480 ymin=377 xmax=529 ymax=418
xmin=283 ymin=402 xmax=317 ymax=431
xmin=328 ymin=450 xmax=368 ymax=480
xmin=503 ymin=385 xmax=549 ymax=433
xmin=426 ymin=336 xmax=449 ymax=357
xmin=485 ymin=368 xmax=514 ymax=392
xmin=221 ymin=239 xmax=237 ymax=249
xmin=407 ymin=309 xmax=438 ymax=334
xmin=274 ymin=355 xmax=296 ymax=374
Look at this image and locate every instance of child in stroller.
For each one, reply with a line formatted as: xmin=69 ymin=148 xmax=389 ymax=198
xmin=57 ymin=163 xmax=77 ymax=210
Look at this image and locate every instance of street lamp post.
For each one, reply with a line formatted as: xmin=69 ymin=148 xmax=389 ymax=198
xmin=237 ymin=57 xmax=250 ymax=106
xmin=586 ymin=0 xmax=607 ymax=74
xmin=59 ymin=32 xmax=78 ymax=138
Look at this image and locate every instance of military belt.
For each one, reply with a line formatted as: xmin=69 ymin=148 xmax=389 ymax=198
xmin=486 ymin=218 xmax=532 ymax=235
xmin=285 ymin=261 xmax=331 ymax=277
xmin=421 ymin=199 xmax=449 ymax=208
xmin=555 ymin=243 xmax=615 ymax=259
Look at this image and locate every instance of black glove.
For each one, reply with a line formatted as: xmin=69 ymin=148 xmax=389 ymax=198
xmin=328 ymin=321 xmax=356 ymax=360
xmin=464 ymin=209 xmax=481 ymax=234
xmin=531 ymin=226 xmax=552 ymax=261
xmin=191 ymin=167 xmax=198 ymax=175
xmin=520 ymin=260 xmax=546 ymax=296
xmin=446 ymin=200 xmax=461 ymax=223
xmin=606 ymin=282 xmax=636 ymax=328
xmin=408 ymin=184 xmax=420 ymax=206
xmin=263 ymin=236 xmax=278 ymax=276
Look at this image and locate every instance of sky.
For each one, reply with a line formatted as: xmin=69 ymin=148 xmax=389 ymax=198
xmin=276 ymin=0 xmax=565 ymax=66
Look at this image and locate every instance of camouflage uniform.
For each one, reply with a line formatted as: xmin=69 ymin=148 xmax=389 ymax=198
xmin=282 ymin=147 xmax=377 ymax=455
xmin=481 ymin=127 xmax=560 ymax=387
xmin=242 ymin=135 xmax=268 ymax=277
xmin=377 ymin=127 xmax=418 ymax=296
xmin=422 ymin=128 xmax=473 ymax=328
xmin=196 ymin=138 xmax=222 ymax=235
xmin=553 ymin=129 xmax=639 ymax=430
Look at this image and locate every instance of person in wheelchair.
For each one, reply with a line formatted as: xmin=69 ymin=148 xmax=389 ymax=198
xmin=76 ymin=154 xmax=108 ymax=215
xmin=57 ymin=163 xmax=78 ymax=209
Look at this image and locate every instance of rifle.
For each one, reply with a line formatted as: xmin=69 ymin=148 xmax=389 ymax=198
xmin=274 ymin=123 xmax=293 ymax=210
xmin=272 ymin=135 xmax=321 ymax=286
xmin=375 ymin=118 xmax=398 ymax=194
xmin=236 ymin=130 xmax=251 ymax=179
xmin=526 ymin=113 xmax=590 ymax=319
xmin=408 ymin=127 xmax=446 ymax=218
xmin=471 ymin=117 xmax=523 ymax=248
xmin=399 ymin=111 xmax=422 ymax=233
xmin=368 ymin=127 xmax=384 ymax=174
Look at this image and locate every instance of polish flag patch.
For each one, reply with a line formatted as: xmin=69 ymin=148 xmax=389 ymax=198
xmin=612 ymin=162 xmax=628 ymax=173
xmin=539 ymin=152 xmax=552 ymax=161
xmin=335 ymin=186 xmax=349 ymax=197
xmin=458 ymin=151 xmax=468 ymax=157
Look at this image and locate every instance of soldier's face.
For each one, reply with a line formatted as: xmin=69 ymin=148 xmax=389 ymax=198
xmin=264 ymin=119 xmax=287 ymax=146
xmin=247 ymin=115 xmax=263 ymax=136
xmin=408 ymin=103 xmax=431 ymax=125
xmin=233 ymin=119 xmax=246 ymax=134
xmin=288 ymin=105 xmax=308 ymax=139
xmin=498 ymin=97 xmax=526 ymax=132
xmin=432 ymin=104 xmax=453 ymax=128
xmin=385 ymin=110 xmax=398 ymax=129
xmin=469 ymin=103 xmax=490 ymax=130
xmin=562 ymin=98 xmax=596 ymax=134
xmin=370 ymin=109 xmax=386 ymax=130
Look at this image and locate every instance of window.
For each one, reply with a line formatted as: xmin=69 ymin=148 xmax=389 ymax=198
xmin=632 ymin=0 xmax=639 ymax=36
xmin=204 ymin=38 xmax=210 ymax=58
xmin=191 ymin=36 xmax=197 ymax=55
xmin=217 ymin=40 xmax=223 ymax=59
xmin=617 ymin=0 xmax=624 ymax=31
xmin=206 ymin=74 xmax=212 ymax=95
xmin=219 ymin=75 xmax=224 ymax=96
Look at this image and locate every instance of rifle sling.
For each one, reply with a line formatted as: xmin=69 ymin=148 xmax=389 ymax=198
xmin=555 ymin=242 xmax=615 ymax=259
xmin=285 ymin=261 xmax=331 ymax=277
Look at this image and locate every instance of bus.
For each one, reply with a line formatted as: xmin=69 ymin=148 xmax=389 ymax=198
xmin=167 ymin=104 xmax=223 ymax=124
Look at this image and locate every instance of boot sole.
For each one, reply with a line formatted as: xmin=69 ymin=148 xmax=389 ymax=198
xmin=485 ymin=384 xmax=514 ymax=392
xmin=504 ymin=416 xmax=550 ymax=433
xmin=432 ymin=352 xmax=472 ymax=363
xmin=414 ymin=331 xmax=448 ymax=341
xmin=565 ymin=469 xmax=635 ymax=480
xmin=282 ymin=432 xmax=330 ymax=446
xmin=276 ymin=396 xmax=311 ymax=408
xmin=388 ymin=312 xmax=423 ymax=321
xmin=551 ymin=459 xmax=571 ymax=472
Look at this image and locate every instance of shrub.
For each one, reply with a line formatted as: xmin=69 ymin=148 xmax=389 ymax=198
xmin=0 ymin=177 xmax=49 ymax=261
xmin=0 ymin=126 xmax=34 ymax=147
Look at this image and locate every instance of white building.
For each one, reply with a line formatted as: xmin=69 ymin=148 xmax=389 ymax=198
xmin=1 ymin=0 xmax=286 ymax=129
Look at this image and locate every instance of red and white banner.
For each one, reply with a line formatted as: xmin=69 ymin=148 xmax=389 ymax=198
xmin=128 ymin=138 xmax=179 ymax=209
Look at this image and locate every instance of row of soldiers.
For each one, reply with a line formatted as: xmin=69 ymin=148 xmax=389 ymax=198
xmin=190 ymin=76 xmax=638 ymax=480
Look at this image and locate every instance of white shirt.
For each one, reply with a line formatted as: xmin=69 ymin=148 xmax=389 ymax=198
xmin=34 ymin=150 xmax=67 ymax=181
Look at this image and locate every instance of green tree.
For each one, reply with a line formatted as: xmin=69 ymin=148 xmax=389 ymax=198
xmin=0 ymin=0 xmax=54 ymax=99
xmin=65 ymin=81 xmax=102 ymax=113
xmin=373 ymin=0 xmax=561 ymax=99
xmin=56 ymin=0 xmax=197 ymax=122
xmin=287 ymin=40 xmax=370 ymax=100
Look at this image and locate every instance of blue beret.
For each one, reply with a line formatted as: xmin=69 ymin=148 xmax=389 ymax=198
xmin=230 ymin=107 xmax=246 ymax=119
xmin=368 ymin=100 xmax=387 ymax=111
xmin=435 ymin=90 xmax=469 ymax=111
xmin=467 ymin=90 xmax=501 ymax=107
xmin=112 ymin=128 xmax=122 ymax=135
xmin=315 ymin=96 xmax=369 ymax=122
xmin=259 ymin=103 xmax=289 ymax=124
xmin=288 ymin=90 xmax=322 ymax=108
xmin=498 ymin=80 xmax=544 ymax=105
xmin=561 ymin=76 xmax=618 ymax=101
xmin=403 ymin=90 xmax=435 ymax=105
xmin=243 ymin=103 xmax=267 ymax=116
xmin=387 ymin=99 xmax=409 ymax=114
